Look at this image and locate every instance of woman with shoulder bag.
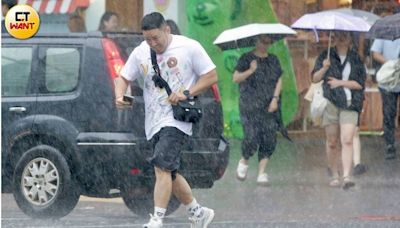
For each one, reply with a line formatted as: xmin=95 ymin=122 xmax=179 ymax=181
xmin=312 ymin=31 xmax=366 ymax=189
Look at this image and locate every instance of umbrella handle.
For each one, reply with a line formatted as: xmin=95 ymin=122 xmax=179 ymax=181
xmin=327 ymin=31 xmax=332 ymax=60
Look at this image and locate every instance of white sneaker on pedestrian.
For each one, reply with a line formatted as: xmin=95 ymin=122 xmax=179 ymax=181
xmin=236 ymin=161 xmax=248 ymax=181
xmin=189 ymin=207 xmax=215 ymax=228
xmin=143 ymin=214 xmax=163 ymax=228
xmin=257 ymin=173 xmax=269 ymax=186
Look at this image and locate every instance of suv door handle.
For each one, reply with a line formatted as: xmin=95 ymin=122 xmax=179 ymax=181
xmin=9 ymin=106 xmax=27 ymax=113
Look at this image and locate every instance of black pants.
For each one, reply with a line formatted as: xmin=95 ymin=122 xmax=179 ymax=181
xmin=379 ymin=88 xmax=400 ymax=147
xmin=240 ymin=110 xmax=278 ymax=161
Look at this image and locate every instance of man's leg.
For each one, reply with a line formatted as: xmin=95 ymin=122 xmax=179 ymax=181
xmin=154 ymin=167 xmax=172 ymax=209
xmin=173 ymin=173 xmax=214 ymax=227
xmin=380 ymin=88 xmax=398 ymax=159
xmin=352 ymin=127 xmax=367 ymax=175
xmin=144 ymin=127 xmax=185 ymax=227
xmin=172 ymin=173 xmax=193 ymax=205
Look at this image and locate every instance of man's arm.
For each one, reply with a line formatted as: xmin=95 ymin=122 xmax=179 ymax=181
xmin=189 ymin=69 xmax=218 ymax=96
xmin=370 ymin=40 xmax=386 ymax=65
xmin=372 ymin=51 xmax=386 ymax=65
xmin=168 ymin=69 xmax=218 ymax=104
xmin=115 ymin=76 xmax=131 ymax=106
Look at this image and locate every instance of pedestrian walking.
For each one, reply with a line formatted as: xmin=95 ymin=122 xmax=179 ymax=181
xmin=312 ymin=31 xmax=366 ymax=189
xmin=166 ymin=19 xmax=180 ymax=35
xmin=1 ymin=0 xmax=17 ymax=33
xmin=234 ymin=35 xmax=282 ymax=186
xmin=68 ymin=15 xmax=86 ymax=33
xmin=98 ymin=11 xmax=119 ymax=32
xmin=352 ymin=127 xmax=367 ymax=175
xmin=370 ymin=37 xmax=400 ymax=160
xmin=115 ymin=12 xmax=217 ymax=228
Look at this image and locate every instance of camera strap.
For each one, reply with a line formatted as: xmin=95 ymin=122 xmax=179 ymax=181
xmin=150 ymin=48 xmax=173 ymax=96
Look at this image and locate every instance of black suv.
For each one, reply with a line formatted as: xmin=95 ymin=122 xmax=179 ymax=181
xmin=1 ymin=32 xmax=229 ymax=218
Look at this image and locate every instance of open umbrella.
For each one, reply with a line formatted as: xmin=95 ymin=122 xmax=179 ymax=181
xmin=291 ymin=11 xmax=371 ymax=57
xmin=213 ymin=23 xmax=296 ymax=50
xmin=291 ymin=11 xmax=371 ymax=32
xmin=366 ymin=13 xmax=400 ymax=40
xmin=327 ymin=8 xmax=381 ymax=26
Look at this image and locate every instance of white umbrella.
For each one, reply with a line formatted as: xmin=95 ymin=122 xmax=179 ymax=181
xmin=291 ymin=11 xmax=371 ymax=58
xmin=291 ymin=11 xmax=371 ymax=32
xmin=213 ymin=23 xmax=296 ymax=50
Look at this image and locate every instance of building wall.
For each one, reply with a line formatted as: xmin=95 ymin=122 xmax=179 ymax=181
xmin=86 ymin=0 xmax=106 ymax=32
xmin=106 ymin=0 xmax=143 ymax=32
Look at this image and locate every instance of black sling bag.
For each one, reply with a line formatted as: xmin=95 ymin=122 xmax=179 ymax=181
xmin=150 ymin=49 xmax=203 ymax=123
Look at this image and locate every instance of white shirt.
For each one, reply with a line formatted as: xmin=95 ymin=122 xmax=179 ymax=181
xmin=120 ymin=35 xmax=216 ymax=140
xmin=339 ymin=55 xmax=352 ymax=101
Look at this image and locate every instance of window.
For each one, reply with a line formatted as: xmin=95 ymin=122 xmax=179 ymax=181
xmin=1 ymin=47 xmax=33 ymax=97
xmin=44 ymin=47 xmax=80 ymax=93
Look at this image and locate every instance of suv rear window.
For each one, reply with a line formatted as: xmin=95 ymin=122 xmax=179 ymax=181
xmin=42 ymin=47 xmax=81 ymax=93
xmin=1 ymin=47 xmax=33 ymax=97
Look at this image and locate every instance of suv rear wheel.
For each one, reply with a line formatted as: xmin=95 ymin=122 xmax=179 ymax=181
xmin=121 ymin=184 xmax=181 ymax=217
xmin=13 ymin=145 xmax=80 ymax=218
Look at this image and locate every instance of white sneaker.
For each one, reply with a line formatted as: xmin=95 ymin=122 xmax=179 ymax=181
xmin=189 ymin=207 xmax=215 ymax=228
xmin=257 ymin=173 xmax=269 ymax=186
xmin=143 ymin=214 xmax=163 ymax=228
xmin=236 ymin=161 xmax=248 ymax=181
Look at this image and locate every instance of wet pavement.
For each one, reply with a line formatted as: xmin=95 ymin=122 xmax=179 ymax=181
xmin=2 ymin=134 xmax=400 ymax=227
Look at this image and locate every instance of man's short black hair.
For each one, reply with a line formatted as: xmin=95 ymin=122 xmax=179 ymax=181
xmin=2 ymin=0 xmax=17 ymax=8
xmin=141 ymin=12 xmax=166 ymax=31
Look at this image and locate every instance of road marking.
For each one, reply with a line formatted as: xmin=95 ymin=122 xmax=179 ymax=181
xmin=1 ymin=218 xmax=30 ymax=220
xmin=359 ymin=215 xmax=400 ymax=221
xmin=79 ymin=196 xmax=123 ymax=203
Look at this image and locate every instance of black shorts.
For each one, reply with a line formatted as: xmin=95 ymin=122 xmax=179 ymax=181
xmin=148 ymin=127 xmax=187 ymax=172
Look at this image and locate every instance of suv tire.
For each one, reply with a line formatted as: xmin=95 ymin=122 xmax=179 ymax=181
xmin=121 ymin=184 xmax=181 ymax=217
xmin=13 ymin=145 xmax=80 ymax=218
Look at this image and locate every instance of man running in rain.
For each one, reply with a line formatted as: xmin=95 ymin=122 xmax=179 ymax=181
xmin=115 ymin=12 xmax=217 ymax=228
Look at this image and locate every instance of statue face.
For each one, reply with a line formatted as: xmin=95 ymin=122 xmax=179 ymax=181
xmin=187 ymin=0 xmax=220 ymax=26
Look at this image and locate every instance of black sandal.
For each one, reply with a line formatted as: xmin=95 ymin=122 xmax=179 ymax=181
xmin=342 ymin=176 xmax=355 ymax=190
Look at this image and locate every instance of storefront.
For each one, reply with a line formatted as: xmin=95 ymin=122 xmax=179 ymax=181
xmin=18 ymin=0 xmax=90 ymax=33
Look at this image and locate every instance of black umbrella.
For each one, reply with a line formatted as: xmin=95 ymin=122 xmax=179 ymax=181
xmin=366 ymin=13 xmax=400 ymax=40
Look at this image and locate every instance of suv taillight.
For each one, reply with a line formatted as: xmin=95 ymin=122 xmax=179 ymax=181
xmin=211 ymin=84 xmax=221 ymax=103
xmin=102 ymin=38 xmax=125 ymax=80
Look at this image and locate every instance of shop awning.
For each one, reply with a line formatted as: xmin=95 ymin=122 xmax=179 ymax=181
xmin=18 ymin=0 xmax=90 ymax=14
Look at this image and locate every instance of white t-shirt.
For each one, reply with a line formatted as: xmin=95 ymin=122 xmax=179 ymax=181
xmin=120 ymin=35 xmax=216 ymax=140
xmin=339 ymin=55 xmax=352 ymax=101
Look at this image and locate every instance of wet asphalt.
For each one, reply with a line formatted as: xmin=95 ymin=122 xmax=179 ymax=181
xmin=2 ymin=134 xmax=400 ymax=227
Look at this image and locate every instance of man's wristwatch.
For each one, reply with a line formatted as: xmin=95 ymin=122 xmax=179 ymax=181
xmin=183 ymin=90 xmax=192 ymax=99
xmin=273 ymin=96 xmax=279 ymax=101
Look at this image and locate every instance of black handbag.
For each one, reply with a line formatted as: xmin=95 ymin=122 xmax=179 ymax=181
xmin=150 ymin=49 xmax=203 ymax=123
